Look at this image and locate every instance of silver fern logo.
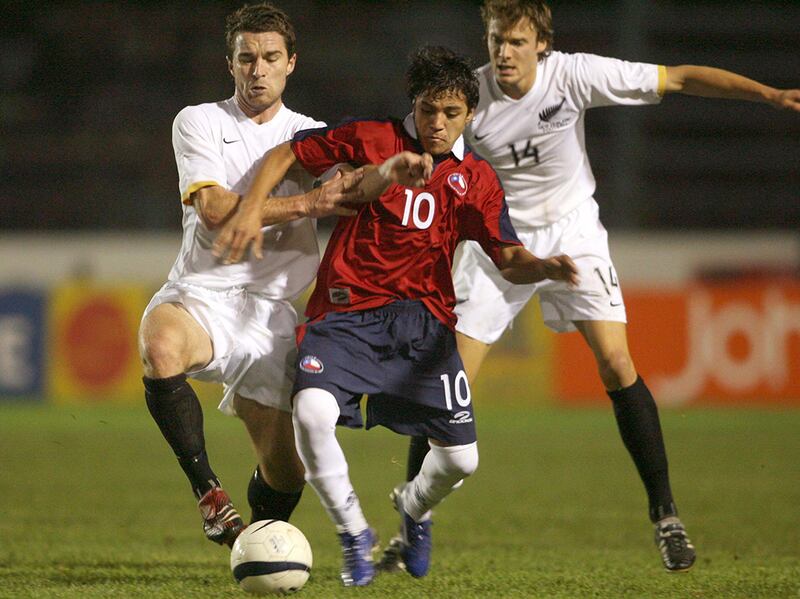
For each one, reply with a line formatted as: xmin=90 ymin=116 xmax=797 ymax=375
xmin=539 ymin=98 xmax=566 ymax=122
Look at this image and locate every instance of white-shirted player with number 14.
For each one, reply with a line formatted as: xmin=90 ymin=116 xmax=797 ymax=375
xmin=387 ymin=0 xmax=800 ymax=575
xmin=138 ymin=2 xmax=367 ymax=549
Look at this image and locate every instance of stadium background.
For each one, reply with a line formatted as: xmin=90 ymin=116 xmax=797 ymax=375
xmin=1 ymin=0 xmax=798 ymax=406
xmin=0 ymin=1 xmax=799 ymax=597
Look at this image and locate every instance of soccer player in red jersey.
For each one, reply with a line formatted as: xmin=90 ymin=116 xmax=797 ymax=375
xmin=215 ymin=46 xmax=577 ymax=586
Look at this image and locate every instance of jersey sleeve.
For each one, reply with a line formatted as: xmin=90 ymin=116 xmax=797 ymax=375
xmin=460 ymin=165 xmax=522 ymax=267
xmin=570 ymin=53 xmax=666 ymax=110
xmin=290 ymin=120 xmax=374 ymax=177
xmin=172 ymin=106 xmax=227 ymax=204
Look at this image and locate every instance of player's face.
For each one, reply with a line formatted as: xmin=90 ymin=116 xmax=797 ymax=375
xmin=487 ymin=17 xmax=547 ymax=98
xmin=228 ymin=31 xmax=296 ymax=118
xmin=413 ymin=92 xmax=474 ymax=157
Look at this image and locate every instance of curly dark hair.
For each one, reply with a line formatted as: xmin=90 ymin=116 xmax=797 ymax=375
xmin=225 ymin=3 xmax=296 ymax=58
xmin=481 ymin=0 xmax=554 ymax=59
xmin=405 ymin=46 xmax=479 ymax=110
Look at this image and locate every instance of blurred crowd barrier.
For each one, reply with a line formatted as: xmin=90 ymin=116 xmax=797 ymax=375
xmin=1 ymin=232 xmax=798 ymax=407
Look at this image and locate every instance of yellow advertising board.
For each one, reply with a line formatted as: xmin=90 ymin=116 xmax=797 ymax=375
xmin=48 ymin=283 xmax=151 ymax=403
xmin=471 ymin=300 xmax=554 ymax=407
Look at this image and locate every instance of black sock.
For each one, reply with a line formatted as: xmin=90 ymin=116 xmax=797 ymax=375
xmin=247 ymin=466 xmax=303 ymax=522
xmin=406 ymin=435 xmax=430 ymax=482
xmin=608 ymin=375 xmax=677 ymax=523
xmin=144 ymin=373 xmax=220 ymax=498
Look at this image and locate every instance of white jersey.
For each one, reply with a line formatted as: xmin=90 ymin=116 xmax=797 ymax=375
xmin=169 ymin=98 xmax=325 ymax=298
xmin=465 ymin=52 xmax=665 ymax=229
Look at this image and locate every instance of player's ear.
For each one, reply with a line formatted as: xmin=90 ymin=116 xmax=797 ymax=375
xmin=227 ymin=56 xmax=234 ymax=78
xmin=286 ymin=53 xmax=297 ymax=76
xmin=465 ymin=108 xmax=475 ymax=125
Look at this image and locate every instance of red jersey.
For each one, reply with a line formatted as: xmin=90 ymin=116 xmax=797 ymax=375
xmin=291 ymin=115 xmax=521 ymax=329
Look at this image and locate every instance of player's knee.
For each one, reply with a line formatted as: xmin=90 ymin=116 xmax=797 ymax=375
xmin=434 ymin=442 xmax=479 ymax=481
xmin=139 ymin=325 xmax=188 ymax=378
xmin=292 ymin=388 xmax=339 ymax=438
xmin=597 ymin=350 xmax=635 ymax=389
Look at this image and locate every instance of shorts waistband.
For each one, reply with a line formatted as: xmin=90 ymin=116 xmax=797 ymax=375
xmin=367 ymin=300 xmax=426 ymax=314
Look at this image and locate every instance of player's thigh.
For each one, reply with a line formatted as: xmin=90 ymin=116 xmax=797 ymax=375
xmin=537 ymin=201 xmax=628 ymax=332
xmin=456 ymin=332 xmax=492 ymax=383
xmin=454 ymin=241 xmax=536 ymax=345
xmin=139 ymin=302 xmax=213 ymax=375
xmin=218 ymin=297 xmax=297 ymax=416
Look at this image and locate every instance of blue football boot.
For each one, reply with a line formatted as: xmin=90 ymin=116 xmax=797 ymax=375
xmin=391 ymin=484 xmax=433 ymax=578
xmin=338 ymin=527 xmax=378 ymax=586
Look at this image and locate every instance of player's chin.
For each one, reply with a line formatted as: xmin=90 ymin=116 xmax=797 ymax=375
xmin=423 ymin=140 xmax=451 ymax=157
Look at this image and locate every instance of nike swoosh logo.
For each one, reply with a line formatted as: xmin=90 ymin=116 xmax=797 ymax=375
xmin=610 ymin=301 xmax=623 ymax=307
xmin=223 ymin=138 xmax=240 ymax=144
xmin=473 ymin=131 xmax=491 ymax=141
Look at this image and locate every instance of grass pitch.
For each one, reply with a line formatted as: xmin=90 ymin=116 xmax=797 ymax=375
xmin=0 ymin=402 xmax=798 ymax=598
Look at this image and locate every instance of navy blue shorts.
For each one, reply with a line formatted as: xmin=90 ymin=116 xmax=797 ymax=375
xmin=293 ymin=301 xmax=476 ymax=445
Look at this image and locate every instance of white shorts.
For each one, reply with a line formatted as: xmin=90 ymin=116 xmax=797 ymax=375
xmin=453 ymin=198 xmax=626 ymax=343
xmin=142 ymin=282 xmax=297 ymax=416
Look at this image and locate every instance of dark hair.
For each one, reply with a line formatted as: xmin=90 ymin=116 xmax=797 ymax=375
xmin=225 ymin=3 xmax=296 ymax=58
xmin=481 ymin=0 xmax=554 ymax=59
xmin=405 ymin=46 xmax=479 ymax=110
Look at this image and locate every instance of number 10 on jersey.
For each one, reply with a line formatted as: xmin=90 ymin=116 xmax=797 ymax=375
xmin=402 ymin=190 xmax=435 ymax=229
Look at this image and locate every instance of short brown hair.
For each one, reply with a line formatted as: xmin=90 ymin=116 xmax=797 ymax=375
xmin=225 ymin=3 xmax=296 ymax=58
xmin=481 ymin=0 xmax=554 ymax=59
xmin=406 ymin=46 xmax=480 ymax=111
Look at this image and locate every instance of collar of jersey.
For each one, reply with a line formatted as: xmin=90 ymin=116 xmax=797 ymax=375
xmin=229 ymin=96 xmax=288 ymax=127
xmin=402 ymin=113 xmax=465 ymax=161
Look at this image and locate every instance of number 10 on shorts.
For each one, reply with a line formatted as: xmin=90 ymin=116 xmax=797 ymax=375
xmin=440 ymin=370 xmax=471 ymax=410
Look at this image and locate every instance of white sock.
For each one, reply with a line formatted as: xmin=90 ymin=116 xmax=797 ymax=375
xmin=402 ymin=441 xmax=479 ymax=522
xmin=292 ymin=388 xmax=368 ymax=535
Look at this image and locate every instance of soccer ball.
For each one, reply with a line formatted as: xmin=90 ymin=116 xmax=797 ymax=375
xmin=230 ymin=520 xmax=313 ymax=595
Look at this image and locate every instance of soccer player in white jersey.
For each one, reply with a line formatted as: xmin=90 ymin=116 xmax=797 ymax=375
xmin=138 ymin=3 xmax=367 ymax=547
xmin=385 ymin=0 xmax=800 ymax=574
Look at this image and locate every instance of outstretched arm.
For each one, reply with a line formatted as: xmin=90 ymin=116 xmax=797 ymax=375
xmin=213 ymin=145 xmax=434 ymax=263
xmin=664 ymin=65 xmax=800 ymax=112
xmin=497 ymin=245 xmax=579 ymax=286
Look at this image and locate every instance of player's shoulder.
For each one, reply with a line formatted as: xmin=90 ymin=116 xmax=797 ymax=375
xmin=173 ymin=98 xmax=234 ymax=130
xmin=280 ymin=105 xmax=326 ymax=134
xmin=294 ymin=116 xmax=400 ymax=141
xmin=333 ymin=116 xmax=400 ymax=132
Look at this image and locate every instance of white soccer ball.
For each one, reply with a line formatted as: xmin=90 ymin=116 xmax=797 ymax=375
xmin=230 ymin=520 xmax=313 ymax=595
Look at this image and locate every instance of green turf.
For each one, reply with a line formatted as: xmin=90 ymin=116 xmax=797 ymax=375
xmin=0 ymin=403 xmax=798 ymax=598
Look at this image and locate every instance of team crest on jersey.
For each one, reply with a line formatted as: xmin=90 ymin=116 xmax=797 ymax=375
xmin=329 ymin=287 xmax=351 ymax=305
xmin=447 ymin=172 xmax=468 ymax=196
xmin=299 ymin=355 xmax=324 ymax=374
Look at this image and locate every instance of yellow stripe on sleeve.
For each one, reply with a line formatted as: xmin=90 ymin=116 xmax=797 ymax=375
xmin=180 ymin=181 xmax=222 ymax=205
xmin=657 ymin=65 xmax=667 ymax=97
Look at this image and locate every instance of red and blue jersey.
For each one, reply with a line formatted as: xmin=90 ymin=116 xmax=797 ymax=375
xmin=291 ymin=115 xmax=521 ymax=329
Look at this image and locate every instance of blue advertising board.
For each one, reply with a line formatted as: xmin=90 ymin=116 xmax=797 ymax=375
xmin=0 ymin=290 xmax=46 ymax=399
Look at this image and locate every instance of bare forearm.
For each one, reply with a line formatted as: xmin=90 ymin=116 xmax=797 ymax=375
xmin=499 ymin=247 xmax=546 ymax=284
xmin=357 ymin=165 xmax=394 ymax=200
xmin=498 ymin=245 xmax=579 ymax=286
xmin=259 ymin=193 xmax=313 ymax=225
xmin=665 ymin=65 xmax=779 ymax=104
xmin=192 ymin=186 xmax=241 ymax=230
xmin=241 ymin=141 xmax=298 ymax=208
